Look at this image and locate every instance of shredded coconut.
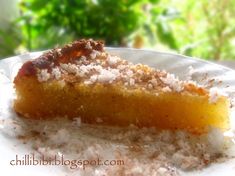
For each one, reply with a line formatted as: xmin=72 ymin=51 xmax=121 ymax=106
xmin=149 ymin=79 xmax=158 ymax=87
xmin=79 ymin=65 xmax=91 ymax=76
xmin=90 ymin=50 xmax=100 ymax=59
xmin=137 ymin=69 xmax=144 ymax=75
xmin=107 ymin=55 xmax=120 ymax=66
xmin=49 ymin=129 xmax=70 ymax=145
xmin=117 ymin=65 xmax=127 ymax=71
xmin=80 ymin=55 xmax=87 ymax=61
xmin=96 ymin=69 xmax=119 ymax=83
xmin=207 ymin=128 xmax=225 ymax=152
xmin=89 ymin=75 xmax=98 ymax=84
xmin=37 ymin=69 xmax=50 ymax=82
xmin=126 ymin=70 xmax=134 ymax=77
xmin=85 ymin=41 xmax=92 ymax=49
xmin=47 ymin=51 xmax=189 ymax=93
xmin=209 ymin=88 xmax=219 ymax=103
xmin=186 ymin=66 xmax=195 ymax=80
xmin=37 ymin=147 xmax=59 ymax=160
xmin=60 ymin=63 xmax=78 ymax=74
xmin=129 ymin=78 xmax=135 ymax=86
xmin=2 ymin=116 xmax=233 ymax=176
xmin=35 ymin=46 xmax=230 ymax=107
xmin=51 ymin=67 xmax=61 ymax=80
xmin=162 ymin=86 xmax=171 ymax=92
xmin=147 ymin=83 xmax=153 ymax=89
xmin=208 ymin=87 xmax=227 ymax=103
xmin=161 ymin=73 xmax=183 ymax=92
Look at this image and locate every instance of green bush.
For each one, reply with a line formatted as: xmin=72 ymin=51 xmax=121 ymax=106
xmin=1 ymin=0 xmax=235 ymax=60
xmin=164 ymin=0 xmax=235 ymax=60
xmin=0 ymin=23 xmax=22 ymax=58
xmin=18 ymin=0 xmax=177 ymax=50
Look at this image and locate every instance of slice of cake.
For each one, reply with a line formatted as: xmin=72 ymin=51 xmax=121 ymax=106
xmin=13 ymin=39 xmax=230 ymax=133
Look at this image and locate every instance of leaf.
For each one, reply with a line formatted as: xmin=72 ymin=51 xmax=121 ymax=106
xmin=149 ymin=0 xmax=160 ymax=4
xmin=156 ymin=19 xmax=178 ymax=49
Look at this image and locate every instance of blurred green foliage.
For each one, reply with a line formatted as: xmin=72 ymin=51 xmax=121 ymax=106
xmin=0 ymin=24 xmax=22 ymax=57
xmin=17 ymin=0 xmax=179 ymax=51
xmin=166 ymin=0 xmax=235 ymax=60
xmin=0 ymin=0 xmax=235 ymax=60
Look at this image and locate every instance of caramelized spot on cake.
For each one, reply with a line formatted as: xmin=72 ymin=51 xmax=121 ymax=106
xmin=184 ymin=82 xmax=207 ymax=96
xmin=15 ymin=39 xmax=104 ymax=78
xmin=17 ymin=61 xmax=36 ymax=77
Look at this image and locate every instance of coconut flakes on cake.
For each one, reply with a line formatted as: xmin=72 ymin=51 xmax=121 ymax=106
xmin=37 ymin=48 xmax=230 ymax=108
xmin=34 ymin=44 xmax=230 ymax=105
xmin=209 ymin=87 xmax=228 ymax=104
xmin=51 ymin=67 xmax=61 ymax=80
xmin=37 ymin=69 xmax=50 ymax=82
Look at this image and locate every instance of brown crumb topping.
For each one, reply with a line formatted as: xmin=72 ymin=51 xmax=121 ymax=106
xmin=15 ymin=39 xmax=229 ymax=100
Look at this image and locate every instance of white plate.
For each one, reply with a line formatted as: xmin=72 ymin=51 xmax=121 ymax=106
xmin=0 ymin=48 xmax=235 ymax=176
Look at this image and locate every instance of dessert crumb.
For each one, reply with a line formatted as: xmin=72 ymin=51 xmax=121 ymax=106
xmin=3 ymin=117 xmax=233 ymax=176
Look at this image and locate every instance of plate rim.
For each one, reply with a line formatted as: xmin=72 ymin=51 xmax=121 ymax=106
xmin=1 ymin=47 xmax=235 ymax=74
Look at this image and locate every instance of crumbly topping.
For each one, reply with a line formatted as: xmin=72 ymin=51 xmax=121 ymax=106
xmin=107 ymin=55 xmax=120 ymax=66
xmin=160 ymin=73 xmax=183 ymax=92
xmin=209 ymin=87 xmax=228 ymax=104
xmin=209 ymin=87 xmax=220 ymax=103
xmin=37 ymin=69 xmax=50 ymax=82
xmin=51 ymin=67 xmax=61 ymax=80
xmin=186 ymin=66 xmax=195 ymax=81
xmin=162 ymin=86 xmax=171 ymax=92
xmin=36 ymin=48 xmax=187 ymax=94
xmin=48 ymin=128 xmax=70 ymax=145
xmin=85 ymin=41 xmax=92 ymax=50
xmin=21 ymin=39 xmax=227 ymax=102
xmin=96 ymin=68 xmax=120 ymax=83
xmin=90 ymin=50 xmax=101 ymax=59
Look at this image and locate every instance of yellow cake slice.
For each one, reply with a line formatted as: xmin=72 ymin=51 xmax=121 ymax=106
xmin=13 ymin=39 xmax=230 ymax=133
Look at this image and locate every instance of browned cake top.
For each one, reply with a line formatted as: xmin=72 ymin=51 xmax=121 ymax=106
xmin=15 ymin=39 xmax=227 ymax=102
xmin=17 ymin=39 xmax=104 ymax=76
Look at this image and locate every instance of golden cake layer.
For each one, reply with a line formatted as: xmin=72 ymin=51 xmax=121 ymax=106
xmin=13 ymin=39 xmax=230 ymax=133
